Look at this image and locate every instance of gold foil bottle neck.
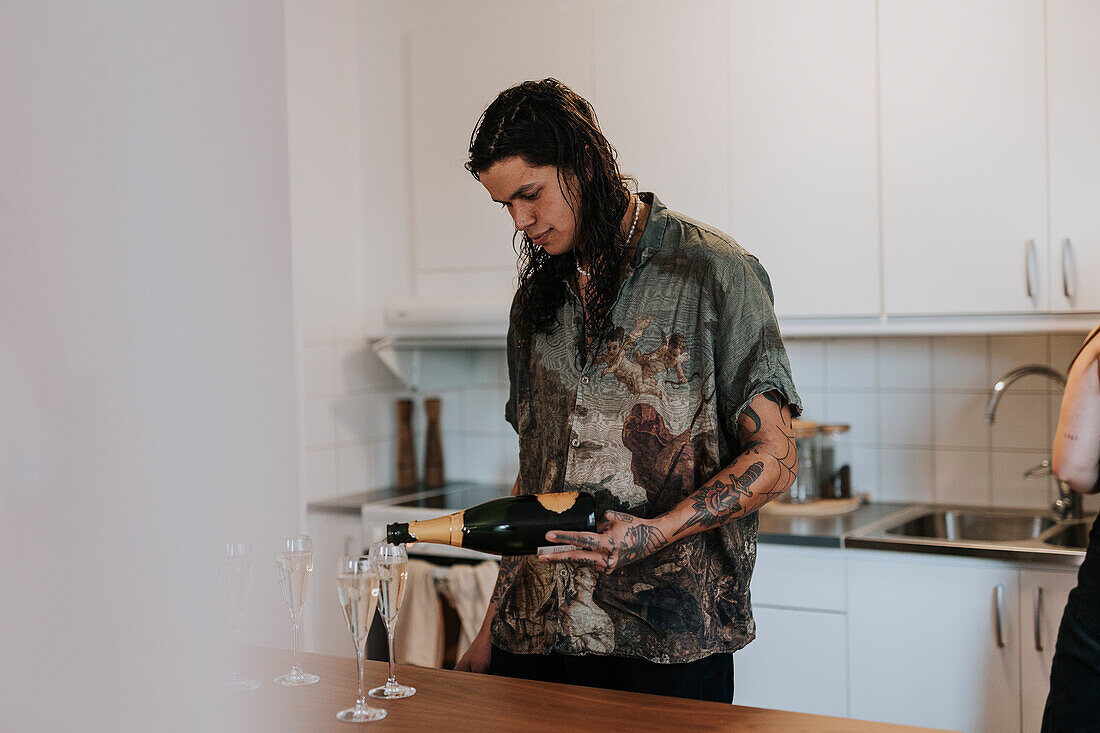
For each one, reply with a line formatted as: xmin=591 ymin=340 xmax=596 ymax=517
xmin=407 ymin=510 xmax=466 ymax=547
xmin=537 ymin=491 xmax=579 ymax=514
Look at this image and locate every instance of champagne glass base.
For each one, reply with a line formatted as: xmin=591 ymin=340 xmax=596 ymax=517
xmin=368 ymin=683 xmax=416 ymax=699
xmin=337 ymin=706 xmax=387 ymax=723
xmin=274 ymin=671 xmax=320 ymax=686
xmin=226 ymin=677 xmax=260 ymax=691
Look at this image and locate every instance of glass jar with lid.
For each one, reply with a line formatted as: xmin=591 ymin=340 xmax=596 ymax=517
xmin=817 ymin=423 xmax=852 ymax=500
xmin=788 ymin=419 xmax=819 ymax=504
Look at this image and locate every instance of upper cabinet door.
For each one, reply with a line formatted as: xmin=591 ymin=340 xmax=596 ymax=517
xmin=406 ymin=10 xmax=594 ymax=297
xmin=1048 ymin=0 xmax=1100 ymax=312
xmin=880 ymin=0 xmax=1048 ymax=315
xmin=591 ymin=0 xmax=733 ymax=236
xmin=728 ymin=0 xmax=881 ymax=318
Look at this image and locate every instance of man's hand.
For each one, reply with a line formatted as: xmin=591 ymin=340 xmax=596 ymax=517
xmin=540 ymin=510 xmax=669 ymax=573
xmin=454 ymin=618 xmax=492 ymax=673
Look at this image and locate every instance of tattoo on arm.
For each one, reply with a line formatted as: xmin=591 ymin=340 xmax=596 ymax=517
xmin=676 ymin=462 xmax=763 ymax=535
xmin=616 ymin=523 xmax=668 ymax=566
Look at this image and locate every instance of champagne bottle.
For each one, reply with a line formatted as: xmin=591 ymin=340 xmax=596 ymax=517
xmin=386 ymin=491 xmax=597 ymax=556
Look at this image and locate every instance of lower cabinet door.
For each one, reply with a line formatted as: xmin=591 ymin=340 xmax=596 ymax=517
xmin=734 ymin=605 xmax=848 ymax=717
xmin=1020 ymin=568 xmax=1078 ymax=732
xmin=847 ymin=553 xmax=1021 ymax=733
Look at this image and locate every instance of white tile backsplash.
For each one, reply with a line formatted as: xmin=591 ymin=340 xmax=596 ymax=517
xmin=992 ymin=450 xmax=1053 ymax=509
xmin=877 ymin=337 xmax=932 ymax=390
xmin=990 ymin=334 xmax=1049 ymax=387
xmin=825 ymin=391 xmax=879 ymax=447
xmin=825 ymin=338 xmax=877 ymax=390
xmin=879 ymin=391 xmax=933 ymax=447
xmin=785 ymin=339 xmax=827 ymax=390
xmin=933 ymin=392 xmax=991 ymax=450
xmin=879 ymin=448 xmax=934 ymax=503
xmin=989 ymin=392 xmax=1052 ymax=452
xmin=934 ymin=449 xmax=992 ymax=506
xmin=303 ymin=330 xmax=1090 ymax=509
xmin=932 ymin=336 xmax=990 ymax=391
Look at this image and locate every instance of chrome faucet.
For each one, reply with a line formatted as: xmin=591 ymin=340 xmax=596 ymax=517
xmin=985 ymin=364 xmax=1080 ymax=520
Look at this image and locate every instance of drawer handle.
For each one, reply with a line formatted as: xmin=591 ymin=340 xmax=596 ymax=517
xmin=1025 ymin=240 xmax=1037 ymax=299
xmin=995 ymin=584 xmax=1006 ymax=649
xmin=1062 ymin=238 xmax=1074 ymax=300
xmin=1035 ymin=587 xmax=1044 ymax=652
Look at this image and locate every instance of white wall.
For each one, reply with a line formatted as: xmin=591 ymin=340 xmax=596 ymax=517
xmin=1 ymin=3 xmax=299 ymax=731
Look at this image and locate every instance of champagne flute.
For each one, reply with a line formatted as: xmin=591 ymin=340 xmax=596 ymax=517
xmin=368 ymin=542 xmax=415 ymax=699
xmin=274 ymin=535 xmax=320 ymax=686
xmin=336 ymin=555 xmax=387 ymax=723
xmin=218 ymin=541 xmax=259 ymax=690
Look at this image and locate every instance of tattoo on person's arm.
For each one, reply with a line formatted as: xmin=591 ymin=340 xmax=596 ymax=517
xmin=616 ymin=523 xmax=668 ymax=566
xmin=676 ymin=462 xmax=763 ymax=535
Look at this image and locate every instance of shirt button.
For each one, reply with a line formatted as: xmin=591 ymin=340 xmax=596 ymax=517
xmin=571 ymin=438 xmax=580 ymax=448
xmin=581 ymin=376 xmax=589 ymax=384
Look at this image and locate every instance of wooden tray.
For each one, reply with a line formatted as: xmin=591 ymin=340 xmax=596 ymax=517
xmin=759 ymin=495 xmax=865 ymax=516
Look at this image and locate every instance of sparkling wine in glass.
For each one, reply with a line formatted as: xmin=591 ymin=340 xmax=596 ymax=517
xmin=369 ymin=542 xmax=415 ymax=699
xmin=274 ymin=535 xmax=319 ymax=686
xmin=218 ymin=541 xmax=259 ymax=690
xmin=336 ymin=555 xmax=387 ymax=723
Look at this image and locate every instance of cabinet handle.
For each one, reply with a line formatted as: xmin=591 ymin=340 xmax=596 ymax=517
xmin=1025 ymin=240 xmax=1037 ymax=299
xmin=1062 ymin=238 xmax=1074 ymax=300
xmin=1034 ymin=587 xmax=1044 ymax=652
xmin=994 ymin=584 xmax=1006 ymax=648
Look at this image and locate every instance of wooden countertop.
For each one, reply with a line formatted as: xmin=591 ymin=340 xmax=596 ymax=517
xmin=232 ymin=647 xmax=952 ymax=732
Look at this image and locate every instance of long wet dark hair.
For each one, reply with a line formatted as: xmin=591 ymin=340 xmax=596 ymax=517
xmin=466 ymin=78 xmax=635 ymax=355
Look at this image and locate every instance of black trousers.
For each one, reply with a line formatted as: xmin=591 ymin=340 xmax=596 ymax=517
xmin=489 ymin=644 xmax=734 ymax=703
xmin=1042 ymin=585 xmax=1100 ymax=732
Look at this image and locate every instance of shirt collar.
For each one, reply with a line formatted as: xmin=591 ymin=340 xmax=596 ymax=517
xmin=631 ymin=192 xmax=667 ymax=269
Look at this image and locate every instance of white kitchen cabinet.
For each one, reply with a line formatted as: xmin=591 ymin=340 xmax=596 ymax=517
xmin=728 ymin=0 xmax=880 ymax=318
xmin=879 ymin=0 xmax=1049 ymax=316
xmin=735 ymin=544 xmax=849 ymax=716
xmin=735 ymin=606 xmax=848 ymax=717
xmin=1047 ymin=0 xmax=1100 ymax=313
xmin=592 ymin=0 xmax=732 ymax=238
xmin=406 ymin=9 xmax=594 ymax=297
xmin=1019 ymin=567 xmax=1078 ymax=732
xmin=847 ymin=551 xmax=1021 ymax=733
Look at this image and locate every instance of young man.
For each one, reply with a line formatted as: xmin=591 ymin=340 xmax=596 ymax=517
xmin=456 ymin=78 xmax=801 ymax=703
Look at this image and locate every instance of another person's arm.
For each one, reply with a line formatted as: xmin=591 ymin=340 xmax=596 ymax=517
xmin=1053 ymin=326 xmax=1100 ymax=495
xmin=543 ymin=390 xmax=796 ymax=572
xmin=454 ymin=473 xmax=522 ymax=673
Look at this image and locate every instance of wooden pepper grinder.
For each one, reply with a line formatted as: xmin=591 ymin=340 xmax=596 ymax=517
xmin=423 ymin=397 xmax=445 ymax=490
xmin=395 ymin=398 xmax=417 ymax=493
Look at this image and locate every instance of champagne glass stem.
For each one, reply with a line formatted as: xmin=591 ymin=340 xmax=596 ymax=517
xmin=291 ymin=614 xmax=301 ymax=674
xmin=386 ymin=627 xmax=397 ymax=687
xmin=233 ymin=626 xmax=243 ymax=684
xmin=356 ymin=646 xmax=367 ymax=709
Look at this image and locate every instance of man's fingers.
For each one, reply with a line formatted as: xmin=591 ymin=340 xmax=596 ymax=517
xmin=547 ymin=531 xmax=603 ymax=551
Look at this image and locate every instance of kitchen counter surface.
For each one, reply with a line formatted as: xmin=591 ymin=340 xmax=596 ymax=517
xmin=758 ymin=500 xmax=912 ymax=548
xmin=233 ymin=646 xmax=953 ymax=732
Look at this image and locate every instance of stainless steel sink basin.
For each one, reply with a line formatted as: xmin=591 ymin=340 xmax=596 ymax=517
xmin=1043 ymin=522 xmax=1092 ymax=549
xmin=884 ymin=510 xmax=1057 ymax=542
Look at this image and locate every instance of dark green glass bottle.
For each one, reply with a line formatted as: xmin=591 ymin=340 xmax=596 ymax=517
xmin=385 ymin=491 xmax=597 ymax=555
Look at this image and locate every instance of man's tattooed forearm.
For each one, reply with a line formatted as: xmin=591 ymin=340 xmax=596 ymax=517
xmin=615 ymin=524 xmax=668 ymax=566
xmin=676 ymin=462 xmax=764 ymax=535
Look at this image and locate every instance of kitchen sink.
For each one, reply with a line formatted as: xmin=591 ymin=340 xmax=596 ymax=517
xmin=1043 ymin=522 xmax=1092 ymax=549
xmin=884 ymin=509 xmax=1056 ymax=542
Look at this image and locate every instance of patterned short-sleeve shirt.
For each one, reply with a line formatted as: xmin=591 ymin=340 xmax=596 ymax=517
xmin=493 ymin=192 xmax=802 ymax=664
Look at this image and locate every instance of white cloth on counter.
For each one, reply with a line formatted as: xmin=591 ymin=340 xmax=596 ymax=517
xmin=442 ymin=560 xmax=499 ymax=661
xmin=391 ymin=558 xmax=445 ymax=668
